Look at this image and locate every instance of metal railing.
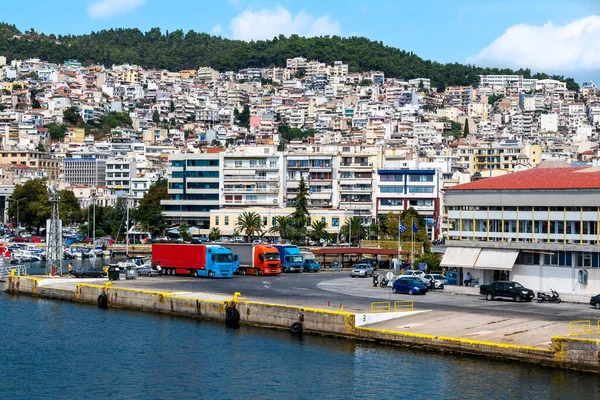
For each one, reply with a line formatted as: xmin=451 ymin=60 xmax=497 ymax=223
xmin=370 ymin=301 xmax=391 ymax=313
xmin=394 ymin=300 xmax=414 ymax=312
xmin=0 ymin=265 xmax=27 ymax=278
xmin=568 ymin=320 xmax=591 ymax=335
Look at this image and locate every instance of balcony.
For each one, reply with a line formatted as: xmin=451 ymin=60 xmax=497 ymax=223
xmin=222 ymin=187 xmax=279 ymax=193
xmin=223 ymin=175 xmax=272 ymax=181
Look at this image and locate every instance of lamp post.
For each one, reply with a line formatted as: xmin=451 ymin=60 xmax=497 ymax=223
xmin=10 ymin=197 xmax=25 ymax=233
xmin=92 ymin=187 xmax=96 ymax=248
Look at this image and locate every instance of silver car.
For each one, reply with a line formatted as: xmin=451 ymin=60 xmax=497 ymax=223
xmin=350 ymin=263 xmax=374 ymax=278
xmin=423 ymin=273 xmax=448 ymax=288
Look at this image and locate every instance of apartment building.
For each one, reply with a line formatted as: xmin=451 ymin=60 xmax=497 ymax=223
xmin=443 ymin=167 xmax=600 ymax=294
xmin=220 ymin=146 xmax=283 ymax=208
xmin=209 ymin=207 xmax=351 ymax=237
xmin=375 ymin=168 xmax=440 ymax=236
xmin=285 ymin=153 xmax=336 ymax=208
xmin=63 ymin=158 xmax=106 ymax=186
xmin=0 ymin=150 xmax=61 ymax=179
xmin=161 ymin=153 xmax=221 ymax=232
xmin=105 ymin=158 xmax=136 ymax=195
xmin=338 ymin=146 xmax=378 ymax=225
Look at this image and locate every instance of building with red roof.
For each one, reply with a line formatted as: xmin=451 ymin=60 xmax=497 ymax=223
xmin=441 ymin=166 xmax=600 ymax=297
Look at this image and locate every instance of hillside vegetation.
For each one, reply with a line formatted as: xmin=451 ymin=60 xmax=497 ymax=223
xmin=0 ymin=23 xmax=579 ymax=91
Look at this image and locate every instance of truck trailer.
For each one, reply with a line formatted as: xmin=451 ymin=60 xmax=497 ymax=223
xmin=225 ymin=243 xmax=281 ymax=276
xmin=274 ymin=245 xmax=304 ymax=273
xmin=152 ymin=244 xmax=239 ymax=278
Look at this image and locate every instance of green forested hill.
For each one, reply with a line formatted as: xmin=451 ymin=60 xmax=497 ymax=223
xmin=0 ymin=23 xmax=579 ymax=91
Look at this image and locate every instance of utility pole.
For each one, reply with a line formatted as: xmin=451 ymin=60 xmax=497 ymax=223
xmin=46 ymin=179 xmax=62 ymax=276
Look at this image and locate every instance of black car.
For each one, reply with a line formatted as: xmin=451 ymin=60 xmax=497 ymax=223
xmin=590 ymin=294 xmax=600 ymax=309
xmin=72 ymin=267 xmax=106 ymax=278
xmin=479 ymin=281 xmax=534 ymax=302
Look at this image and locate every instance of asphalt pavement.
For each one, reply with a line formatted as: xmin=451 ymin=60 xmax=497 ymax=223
xmin=99 ymin=270 xmax=600 ymax=321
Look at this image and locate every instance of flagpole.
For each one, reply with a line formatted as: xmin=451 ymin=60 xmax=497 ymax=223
xmin=411 ymin=218 xmax=414 ymax=269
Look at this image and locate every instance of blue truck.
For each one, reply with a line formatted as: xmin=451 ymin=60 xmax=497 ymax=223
xmin=152 ymin=244 xmax=239 ymax=278
xmin=274 ymin=245 xmax=304 ymax=273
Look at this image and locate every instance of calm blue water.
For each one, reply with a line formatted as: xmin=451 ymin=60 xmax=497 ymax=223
xmin=1 ymin=294 xmax=599 ymax=400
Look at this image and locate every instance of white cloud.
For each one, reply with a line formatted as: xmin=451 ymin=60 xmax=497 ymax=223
xmin=211 ymin=23 xmax=222 ymax=36
xmin=88 ymin=0 xmax=147 ymax=19
xmin=230 ymin=6 xmax=342 ymax=41
xmin=468 ymin=16 xmax=600 ymax=73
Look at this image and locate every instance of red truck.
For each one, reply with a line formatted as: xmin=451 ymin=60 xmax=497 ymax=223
xmin=152 ymin=244 xmax=239 ymax=278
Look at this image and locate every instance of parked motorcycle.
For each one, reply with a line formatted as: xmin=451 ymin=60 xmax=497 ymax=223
xmin=372 ymin=274 xmax=379 ymax=287
xmin=380 ymin=277 xmax=389 ymax=288
xmin=537 ymin=289 xmax=561 ymax=303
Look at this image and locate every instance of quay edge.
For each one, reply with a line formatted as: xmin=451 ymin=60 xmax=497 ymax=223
xmin=4 ymin=275 xmax=600 ymax=373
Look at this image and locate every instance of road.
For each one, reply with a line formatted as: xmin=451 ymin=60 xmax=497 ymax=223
xmin=113 ymin=271 xmax=600 ymax=322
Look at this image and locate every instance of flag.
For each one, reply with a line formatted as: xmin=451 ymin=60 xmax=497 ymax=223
xmin=412 ymin=221 xmax=418 ymax=233
xmin=399 ymin=221 xmax=406 ymax=234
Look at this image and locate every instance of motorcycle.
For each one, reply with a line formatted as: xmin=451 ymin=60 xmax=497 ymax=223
xmin=372 ymin=275 xmax=379 ymax=287
xmin=379 ymin=277 xmax=389 ymax=288
xmin=537 ymin=289 xmax=561 ymax=303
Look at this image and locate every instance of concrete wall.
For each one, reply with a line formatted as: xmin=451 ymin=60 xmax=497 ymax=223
xmin=5 ymin=275 xmax=600 ymax=373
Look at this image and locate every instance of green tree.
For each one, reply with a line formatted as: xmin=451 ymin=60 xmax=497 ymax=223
xmin=309 ymin=220 xmax=329 ymax=242
xmin=184 ymin=128 xmax=194 ymax=140
xmin=208 ymin=227 xmax=221 ymax=241
xmin=340 ymin=217 xmax=366 ymax=246
xmin=133 ymin=179 xmax=169 ymax=236
xmin=463 ymin=121 xmax=470 ymax=136
xmin=418 ymin=79 xmax=425 ymax=92
xmin=269 ymin=215 xmax=295 ymax=241
xmin=236 ymin=211 xmax=262 ymax=243
xmin=488 ymin=94 xmax=504 ymax=105
xmin=179 ymin=222 xmax=192 ymax=242
xmin=63 ymin=106 xmax=81 ymax=125
xmin=414 ymin=252 xmax=442 ymax=272
xmin=45 ymin=123 xmax=68 ymax=140
xmin=234 ymin=104 xmax=250 ymax=128
xmin=58 ymin=189 xmax=82 ymax=225
xmin=8 ymin=179 xmax=50 ymax=230
xmin=169 ymin=100 xmax=175 ymax=113
xmin=292 ymin=176 xmax=310 ymax=240
xmin=152 ymin=109 xmax=160 ymax=124
xmin=95 ymin=229 xmax=106 ymax=237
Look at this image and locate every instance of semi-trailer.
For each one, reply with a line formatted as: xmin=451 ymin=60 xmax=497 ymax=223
xmin=152 ymin=244 xmax=239 ymax=278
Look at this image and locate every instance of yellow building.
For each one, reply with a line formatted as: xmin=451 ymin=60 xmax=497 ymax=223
xmin=64 ymin=128 xmax=85 ymax=143
xmin=209 ymin=207 xmax=352 ymax=237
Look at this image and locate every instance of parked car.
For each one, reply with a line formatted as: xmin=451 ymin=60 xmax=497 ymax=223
xmin=252 ymin=239 xmax=269 ymax=244
xmin=423 ymin=273 xmax=448 ymax=288
xmin=31 ymin=236 xmax=44 ymax=243
xmin=350 ymin=263 xmax=374 ymax=277
xmin=135 ymin=265 xmax=160 ymax=277
xmin=13 ymin=236 xmax=27 ymax=243
xmin=392 ymin=277 xmax=428 ymax=295
xmin=590 ymin=294 xmax=600 ymax=309
xmin=401 ymin=270 xmax=427 ymax=282
xmin=445 ymin=271 xmax=458 ymax=285
xmin=479 ymin=281 xmax=534 ymax=302
xmin=72 ymin=267 xmax=107 ymax=278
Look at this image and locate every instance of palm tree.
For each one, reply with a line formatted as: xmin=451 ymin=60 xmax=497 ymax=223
xmin=309 ymin=220 xmax=328 ymax=242
xmin=269 ymin=215 xmax=295 ymax=241
xmin=208 ymin=227 xmax=221 ymax=241
xmin=340 ymin=217 xmax=365 ymax=246
xmin=236 ymin=211 xmax=262 ymax=243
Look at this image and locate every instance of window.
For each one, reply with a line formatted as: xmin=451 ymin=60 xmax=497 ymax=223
xmin=380 ymin=199 xmax=403 ymax=206
xmin=235 ymin=161 xmax=242 ymax=168
xmin=263 ymin=217 xmax=267 ymax=226
xmin=215 ymin=216 xmax=220 ymax=225
xmin=381 ymin=186 xmax=404 ymax=193
xmin=409 ymin=174 xmax=434 ymax=182
xmin=272 ymin=217 xmax=276 ymax=226
xmin=409 ymin=186 xmax=433 ymax=193
xmin=321 ymin=217 xmax=326 ymax=223
xmin=225 ymin=216 xmax=229 ymax=226
xmin=332 ymin=218 xmax=339 ymax=227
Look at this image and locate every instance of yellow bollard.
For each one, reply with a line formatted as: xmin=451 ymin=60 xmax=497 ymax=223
xmin=339 ymin=303 xmax=344 ymax=312
xmin=9 ymin=269 xmax=16 ymax=277
xmin=233 ymin=292 xmax=241 ymax=302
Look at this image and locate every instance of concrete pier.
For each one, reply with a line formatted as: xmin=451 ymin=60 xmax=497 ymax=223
xmin=4 ymin=274 xmax=600 ymax=373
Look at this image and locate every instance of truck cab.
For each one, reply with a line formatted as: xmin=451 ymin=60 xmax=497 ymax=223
xmin=205 ymin=245 xmax=239 ymax=278
xmin=252 ymin=245 xmax=281 ymax=275
xmin=300 ymin=251 xmax=320 ymax=272
xmin=274 ymin=245 xmax=304 ymax=273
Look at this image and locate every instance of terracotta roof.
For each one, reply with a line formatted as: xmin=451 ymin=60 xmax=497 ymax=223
xmin=447 ymin=167 xmax=600 ymax=191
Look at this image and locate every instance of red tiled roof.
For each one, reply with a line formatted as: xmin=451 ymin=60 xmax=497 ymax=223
xmin=447 ymin=167 xmax=600 ymax=191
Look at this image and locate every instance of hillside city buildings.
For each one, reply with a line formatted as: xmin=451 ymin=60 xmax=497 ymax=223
xmin=2 ymin=54 xmax=600 ymax=291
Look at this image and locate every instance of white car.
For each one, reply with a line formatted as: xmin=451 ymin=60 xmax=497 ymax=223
xmin=401 ymin=270 xmax=427 ymax=282
xmin=422 ymin=273 xmax=448 ymax=288
xmin=350 ymin=263 xmax=374 ymax=278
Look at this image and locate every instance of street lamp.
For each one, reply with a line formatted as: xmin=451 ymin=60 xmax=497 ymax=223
xmin=9 ymin=197 xmax=25 ymax=233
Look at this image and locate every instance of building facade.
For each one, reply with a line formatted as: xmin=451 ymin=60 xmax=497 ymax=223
xmin=63 ymin=158 xmax=106 ymax=186
xmin=443 ymin=167 xmax=600 ymax=295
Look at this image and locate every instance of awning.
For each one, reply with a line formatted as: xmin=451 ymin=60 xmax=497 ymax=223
xmin=440 ymin=247 xmax=481 ymax=269
xmin=226 ymin=169 xmax=256 ymax=176
xmin=473 ymin=249 xmax=519 ymax=271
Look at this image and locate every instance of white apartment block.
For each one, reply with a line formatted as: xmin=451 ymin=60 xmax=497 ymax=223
xmin=63 ymin=158 xmax=106 ymax=187
xmin=105 ymin=158 xmax=136 ymax=195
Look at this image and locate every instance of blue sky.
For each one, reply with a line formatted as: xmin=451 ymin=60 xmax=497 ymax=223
xmin=3 ymin=0 xmax=600 ymax=82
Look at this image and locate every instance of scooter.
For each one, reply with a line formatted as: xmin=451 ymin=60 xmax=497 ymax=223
xmin=380 ymin=277 xmax=389 ymax=288
xmin=372 ymin=275 xmax=379 ymax=287
xmin=537 ymin=289 xmax=561 ymax=303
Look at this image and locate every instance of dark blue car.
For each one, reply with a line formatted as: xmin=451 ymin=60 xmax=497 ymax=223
xmin=445 ymin=271 xmax=458 ymax=285
xmin=392 ymin=277 xmax=428 ymax=295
